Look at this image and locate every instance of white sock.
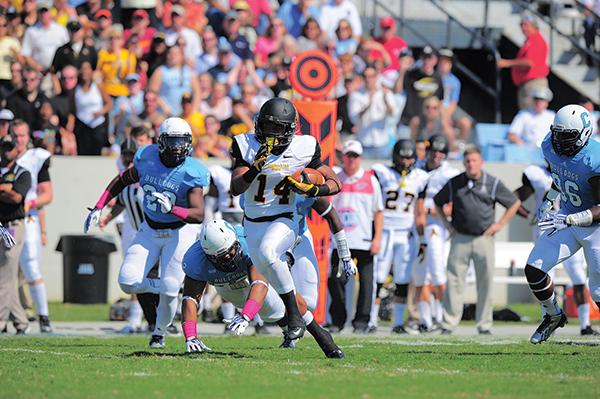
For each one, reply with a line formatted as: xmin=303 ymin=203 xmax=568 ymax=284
xmin=30 ymin=283 xmax=49 ymax=317
xmin=154 ymin=294 xmax=178 ymax=336
xmin=129 ymin=299 xmax=143 ymax=328
xmin=302 ymin=311 xmax=314 ymax=325
xmin=434 ymin=300 xmax=443 ymax=324
xmin=541 ymin=293 xmax=561 ymax=316
xmin=578 ymin=303 xmax=590 ymax=329
xmin=253 ymin=313 xmax=264 ymax=326
xmin=369 ymin=302 xmax=380 ymax=327
xmin=393 ymin=303 xmax=405 ymax=327
xmin=221 ymin=302 xmax=235 ymax=321
xmin=418 ymin=301 xmax=432 ymax=328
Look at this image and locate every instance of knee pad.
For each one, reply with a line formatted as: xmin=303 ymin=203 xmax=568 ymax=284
xmin=160 ymin=276 xmax=181 ymax=297
xmin=394 ymin=284 xmax=408 ymax=299
xmin=524 ymin=264 xmax=547 ymax=284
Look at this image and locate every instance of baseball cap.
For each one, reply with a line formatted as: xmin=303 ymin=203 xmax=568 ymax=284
xmin=233 ymin=0 xmax=250 ymax=11
xmin=95 ymin=9 xmax=111 ymax=19
xmin=133 ymin=9 xmax=149 ymax=19
xmin=37 ymin=0 xmax=52 ymax=11
xmin=67 ymin=20 xmax=81 ymax=32
xmin=0 ymin=133 xmax=16 ymax=151
xmin=120 ymin=138 xmax=138 ymax=154
xmin=421 ymin=46 xmax=435 ymax=58
xmin=379 ymin=17 xmax=395 ymax=28
xmin=226 ymin=10 xmax=239 ymax=20
xmin=342 ymin=140 xmax=363 ymax=156
xmin=399 ymin=47 xmax=412 ymax=58
xmin=125 ymin=73 xmax=140 ymax=83
xmin=171 ymin=5 xmax=185 ymax=16
xmin=0 ymin=109 xmax=15 ymax=122
xmin=181 ymin=92 xmax=193 ymax=103
xmin=439 ymin=48 xmax=454 ymax=60
xmin=531 ymin=87 xmax=553 ymax=102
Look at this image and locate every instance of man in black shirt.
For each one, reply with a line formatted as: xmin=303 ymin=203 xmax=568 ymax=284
xmin=0 ymin=133 xmax=31 ymax=334
xmin=5 ymin=68 xmax=47 ymax=131
xmin=50 ymin=20 xmax=98 ymax=75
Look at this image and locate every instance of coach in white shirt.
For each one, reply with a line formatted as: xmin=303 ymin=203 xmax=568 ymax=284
xmin=507 ymin=87 xmax=555 ymax=147
xmin=319 ymin=0 xmax=362 ymax=40
xmin=21 ymin=0 xmax=68 ymax=73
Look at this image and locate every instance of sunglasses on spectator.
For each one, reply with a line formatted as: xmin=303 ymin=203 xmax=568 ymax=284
xmin=425 ymin=105 xmax=438 ymax=110
xmin=0 ymin=23 xmax=7 ymax=28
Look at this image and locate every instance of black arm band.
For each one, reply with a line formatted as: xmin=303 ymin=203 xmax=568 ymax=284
xmin=316 ymin=184 xmax=331 ymax=196
xmin=242 ymin=167 xmax=260 ymax=183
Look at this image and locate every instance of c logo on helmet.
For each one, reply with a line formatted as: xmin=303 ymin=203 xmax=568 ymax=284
xmin=581 ymin=112 xmax=591 ymax=129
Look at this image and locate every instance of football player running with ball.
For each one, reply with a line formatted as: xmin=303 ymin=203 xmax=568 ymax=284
xmin=230 ymin=98 xmax=341 ymax=340
xmin=83 ymin=117 xmax=210 ymax=349
xmin=181 ymin=220 xmax=344 ymax=358
xmin=526 ymin=105 xmax=600 ymax=344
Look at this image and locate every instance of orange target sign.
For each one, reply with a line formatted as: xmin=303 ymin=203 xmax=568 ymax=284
xmin=290 ymin=51 xmax=337 ymax=99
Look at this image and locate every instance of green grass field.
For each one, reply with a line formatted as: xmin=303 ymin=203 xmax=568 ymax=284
xmin=2 ymin=335 xmax=599 ymax=398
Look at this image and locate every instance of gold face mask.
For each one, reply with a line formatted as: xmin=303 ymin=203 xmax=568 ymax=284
xmin=265 ymin=136 xmax=277 ymax=152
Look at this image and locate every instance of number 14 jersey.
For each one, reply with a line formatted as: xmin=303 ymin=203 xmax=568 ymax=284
xmin=231 ymin=133 xmax=322 ymax=219
xmin=372 ymin=163 xmax=429 ymax=230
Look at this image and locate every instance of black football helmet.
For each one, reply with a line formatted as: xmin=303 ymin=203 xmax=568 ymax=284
xmin=254 ymin=98 xmax=298 ymax=155
xmin=392 ymin=139 xmax=417 ymax=173
xmin=426 ymin=134 xmax=449 ymax=155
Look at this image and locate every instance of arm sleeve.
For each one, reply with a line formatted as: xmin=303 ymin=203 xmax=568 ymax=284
xmin=418 ymin=184 xmax=427 ymax=199
xmin=230 ymin=139 xmax=251 ymax=168
xmin=37 ymin=158 xmax=51 ymax=183
xmin=433 ymin=180 xmax=451 ymax=206
xmin=493 ymin=179 xmax=518 ymax=208
xmin=13 ymin=170 xmax=31 ymax=197
xmin=306 ymin=140 xmax=323 ymax=169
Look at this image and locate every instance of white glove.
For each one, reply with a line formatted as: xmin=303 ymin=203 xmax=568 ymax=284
xmin=152 ymin=192 xmax=173 ymax=213
xmin=225 ymin=314 xmax=250 ymax=336
xmin=0 ymin=225 xmax=15 ymax=248
xmin=538 ymin=214 xmax=569 ymax=236
xmin=185 ymin=337 xmax=212 ymax=353
xmin=83 ymin=207 xmax=102 ymax=234
xmin=338 ymin=257 xmax=357 ymax=279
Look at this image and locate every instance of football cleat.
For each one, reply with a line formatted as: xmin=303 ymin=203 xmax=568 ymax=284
xmin=118 ymin=325 xmax=141 ymax=334
xmin=581 ymin=325 xmax=600 ymax=336
xmin=15 ymin=326 xmax=30 ymax=335
xmin=530 ymin=311 xmax=567 ymax=344
xmin=327 ymin=325 xmax=343 ymax=334
xmin=392 ymin=325 xmax=418 ymax=335
xmin=149 ymin=334 xmax=165 ymax=349
xmin=39 ymin=316 xmax=53 ymax=333
xmin=286 ymin=316 xmax=305 ymax=340
xmin=279 ymin=332 xmax=297 ymax=349
xmin=166 ymin=324 xmax=181 ymax=336
xmin=254 ymin=323 xmax=270 ymax=335
xmin=325 ymin=348 xmax=345 ymax=359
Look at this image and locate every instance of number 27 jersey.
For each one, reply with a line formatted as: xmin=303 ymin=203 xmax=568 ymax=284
xmin=231 ymin=133 xmax=322 ymax=219
xmin=542 ymin=134 xmax=600 ymax=214
xmin=372 ymin=164 xmax=429 ymax=230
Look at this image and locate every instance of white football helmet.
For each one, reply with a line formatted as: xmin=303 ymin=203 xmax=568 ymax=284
xmin=551 ymin=104 xmax=593 ymax=156
xmin=157 ymin=117 xmax=193 ymax=166
xmin=200 ymin=220 xmax=242 ymax=272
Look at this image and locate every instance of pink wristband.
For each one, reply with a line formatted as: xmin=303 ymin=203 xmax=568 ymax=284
xmin=172 ymin=206 xmax=189 ymax=220
xmin=30 ymin=199 xmax=37 ymax=209
xmin=182 ymin=320 xmax=197 ymax=340
xmin=241 ymin=299 xmax=261 ymax=321
xmin=95 ymin=190 xmax=111 ymax=209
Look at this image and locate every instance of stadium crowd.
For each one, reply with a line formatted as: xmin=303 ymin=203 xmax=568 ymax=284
xmin=0 ymin=0 xmax=600 ymax=340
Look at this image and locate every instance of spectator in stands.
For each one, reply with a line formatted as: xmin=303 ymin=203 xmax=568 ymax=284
xmin=319 ymin=0 xmax=362 ymax=40
xmin=195 ymin=114 xmax=231 ymax=159
xmin=434 ymin=146 xmax=520 ymax=335
xmin=140 ymin=33 xmax=167 ymax=79
xmin=222 ymin=10 xmax=253 ymax=62
xmin=78 ymin=1 xmax=107 ymax=27
xmin=333 ymin=19 xmax=358 ymax=57
xmin=51 ymin=65 xmax=77 ymax=155
xmin=6 ymin=68 xmax=48 ymax=130
xmin=114 ymin=73 xmax=144 ymax=142
xmin=120 ymin=0 xmax=161 ymax=29
xmin=51 ymin=0 xmax=77 ymax=28
xmin=90 ymin=9 xmax=113 ymax=52
xmin=148 ymin=44 xmax=198 ymax=117
xmin=296 ymin=17 xmax=321 ymax=52
xmin=328 ymin=140 xmax=383 ymax=333
xmin=578 ymin=96 xmax=599 ymax=138
xmin=165 ymin=5 xmax=202 ymax=67
xmin=410 ymin=96 xmax=455 ymax=158
xmin=208 ymin=39 xmax=236 ymax=83
xmin=197 ymin=72 xmax=213 ymax=101
xmin=239 ymin=0 xmax=272 ymax=33
xmin=50 ymin=20 xmax=98 ymax=77
xmin=1 ymin=62 xmax=23 ymax=104
xmin=96 ymin=25 xmax=137 ymax=98
xmin=71 ymin=60 xmax=112 ymax=155
xmin=267 ymin=55 xmax=293 ymax=99
xmin=233 ymin=1 xmax=258 ymax=50
xmin=401 ymin=46 xmax=444 ymax=125
xmin=336 ymin=75 xmax=357 ymax=137
xmin=138 ymin=90 xmax=165 ymax=136
xmin=199 ymin=81 xmax=232 ymax=122
xmin=254 ymin=17 xmax=291 ymax=66
xmin=507 ymin=87 xmax=554 ymax=147
xmin=0 ymin=15 xmax=21 ymax=91
xmin=162 ymin=0 xmax=207 ymax=34
xmin=123 ymin=9 xmax=157 ymax=55
xmin=32 ymin=99 xmax=59 ymax=153
xmin=497 ymin=14 xmax=549 ymax=110
xmin=349 ymin=66 xmax=399 ymax=159
xmin=438 ymin=48 xmax=472 ymax=142
xmin=20 ymin=0 xmax=39 ymax=32
xmin=375 ymin=17 xmax=408 ymax=83
xmin=277 ymin=0 xmax=320 ymax=39
xmin=21 ymin=0 xmax=69 ymax=74
xmin=0 ymin=109 xmax=14 ymax=137
xmin=180 ymin=92 xmax=205 ymax=143
xmin=583 ymin=1 xmax=599 ymax=66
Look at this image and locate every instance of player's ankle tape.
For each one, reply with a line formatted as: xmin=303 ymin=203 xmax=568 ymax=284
xmin=182 ymin=320 xmax=197 ymax=339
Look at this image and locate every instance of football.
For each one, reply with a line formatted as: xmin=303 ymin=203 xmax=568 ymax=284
xmin=290 ymin=168 xmax=325 ymax=185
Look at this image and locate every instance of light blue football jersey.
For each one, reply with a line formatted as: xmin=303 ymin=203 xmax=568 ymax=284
xmin=542 ymin=134 xmax=600 ymax=214
xmin=182 ymin=225 xmax=253 ymax=287
xmin=134 ymin=145 xmax=210 ymax=224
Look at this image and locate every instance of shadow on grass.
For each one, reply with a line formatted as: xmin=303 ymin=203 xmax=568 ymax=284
xmin=402 ymin=350 xmax=588 ymax=356
xmin=123 ymin=351 xmax=251 ymax=359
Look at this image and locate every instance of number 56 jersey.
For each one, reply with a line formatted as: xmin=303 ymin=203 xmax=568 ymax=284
xmin=231 ymin=133 xmax=322 ymax=219
xmin=134 ymin=144 xmax=210 ymax=224
xmin=372 ymin=164 xmax=429 ymax=230
xmin=542 ymin=134 xmax=600 ymax=214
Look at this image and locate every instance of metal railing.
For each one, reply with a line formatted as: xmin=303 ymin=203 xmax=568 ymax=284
xmin=371 ymin=0 xmax=503 ymax=122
